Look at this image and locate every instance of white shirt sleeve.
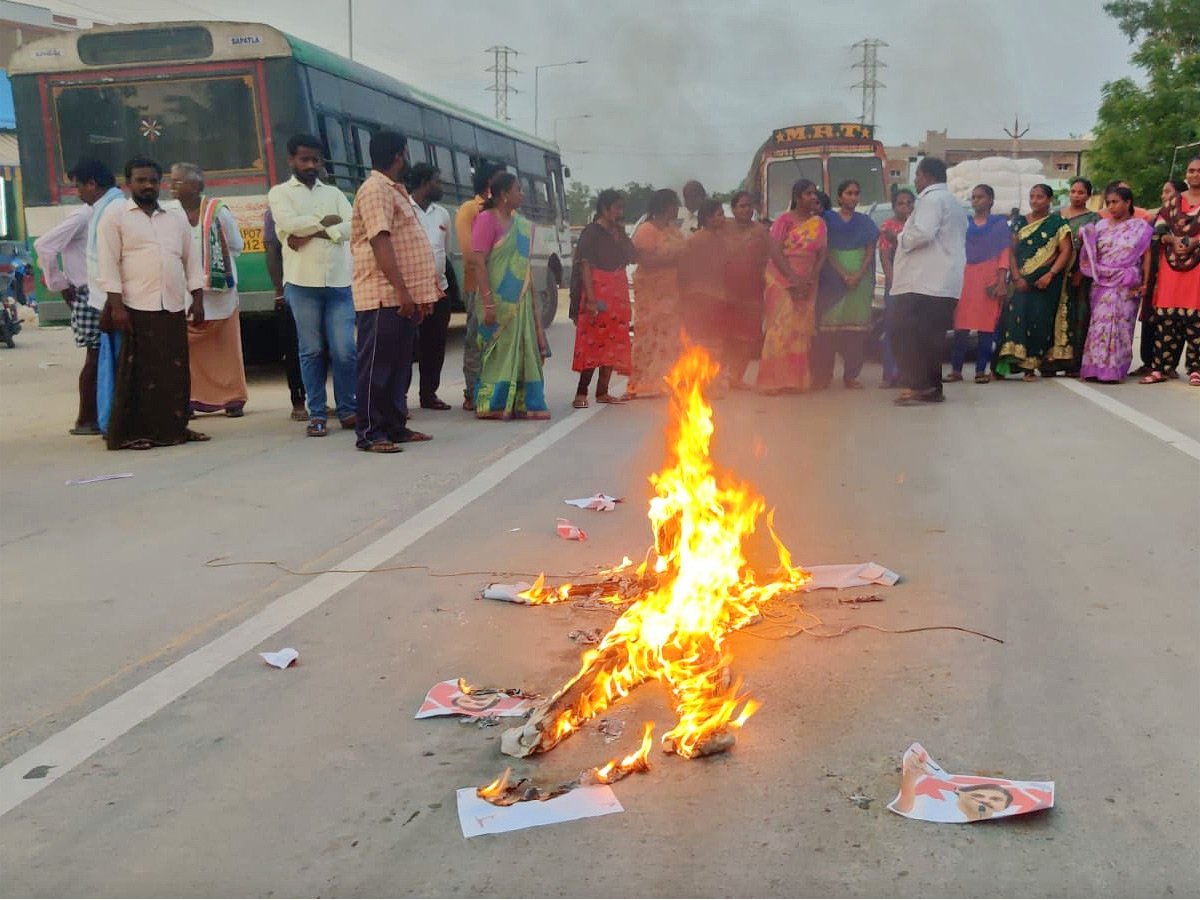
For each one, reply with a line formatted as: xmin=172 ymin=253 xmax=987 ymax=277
xmin=217 ymin=205 xmax=244 ymax=256
xmin=33 ymin=208 xmax=89 ymax=292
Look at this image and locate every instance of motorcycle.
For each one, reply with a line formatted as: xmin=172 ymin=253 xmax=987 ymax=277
xmin=0 ymin=266 xmax=25 ymax=348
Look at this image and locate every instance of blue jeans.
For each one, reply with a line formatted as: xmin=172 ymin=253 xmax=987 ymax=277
xmin=951 ymin=329 xmax=996 ymax=375
xmin=285 ymin=284 xmax=356 ymax=420
xmin=881 ymin=291 xmax=900 ymax=382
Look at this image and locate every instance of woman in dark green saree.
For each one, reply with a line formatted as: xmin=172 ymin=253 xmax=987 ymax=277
xmin=997 ymin=184 xmax=1073 ymax=380
xmin=1044 ymin=177 xmax=1101 ymax=375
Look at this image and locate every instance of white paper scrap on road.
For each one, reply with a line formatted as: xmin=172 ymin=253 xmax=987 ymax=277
xmin=564 ymin=493 xmax=621 ymax=512
xmin=481 ymin=582 xmax=532 ymax=603
xmin=888 ymin=742 xmax=1054 ymax=823
xmin=415 ymin=679 xmax=538 ymax=719
xmin=65 ymin=473 xmax=134 ymax=486
xmin=457 ymin=784 xmax=623 ymax=837
xmin=259 ymin=647 xmax=299 ymax=668
xmin=803 ymin=562 xmax=900 ymax=590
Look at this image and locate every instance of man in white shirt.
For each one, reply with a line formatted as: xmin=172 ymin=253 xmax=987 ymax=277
xmin=96 ymin=156 xmax=207 ymax=450
xmin=680 ymin=180 xmax=707 ymax=238
xmin=408 ymin=162 xmax=454 ymax=411
xmin=267 ymin=134 xmax=356 ymax=435
xmin=33 ymin=158 xmax=114 ymax=435
xmin=890 ymin=157 xmax=968 ymax=405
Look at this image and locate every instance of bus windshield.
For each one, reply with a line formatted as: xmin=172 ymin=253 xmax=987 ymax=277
xmin=765 ymin=157 xmax=823 ymax=217
xmin=827 ymin=155 xmax=886 ymax=206
xmin=51 ymin=73 xmax=264 ymax=183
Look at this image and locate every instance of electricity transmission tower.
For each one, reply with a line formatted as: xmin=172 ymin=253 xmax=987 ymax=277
xmin=851 ymin=38 xmax=887 ymax=131
xmin=486 ymin=46 xmax=519 ymax=122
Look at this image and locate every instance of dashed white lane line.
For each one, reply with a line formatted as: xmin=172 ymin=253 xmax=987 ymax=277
xmin=1055 ymin=378 xmax=1200 ymax=463
xmin=0 ymin=404 xmax=603 ymax=819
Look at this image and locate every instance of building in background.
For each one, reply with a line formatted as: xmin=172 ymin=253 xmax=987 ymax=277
xmin=1 ymin=1 xmax=92 ymax=249
xmin=883 ymin=129 xmax=1093 ymax=192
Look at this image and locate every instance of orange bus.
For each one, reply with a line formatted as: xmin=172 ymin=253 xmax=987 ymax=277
xmin=744 ymin=122 xmax=888 ymax=217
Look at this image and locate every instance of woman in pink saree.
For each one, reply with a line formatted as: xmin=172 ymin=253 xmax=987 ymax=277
xmin=1078 ymin=185 xmax=1153 ymax=383
xmin=756 ymin=179 xmax=824 ymax=393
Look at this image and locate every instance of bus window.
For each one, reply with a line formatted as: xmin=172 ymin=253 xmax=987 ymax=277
xmin=477 ymin=129 xmax=515 ymax=165
xmin=453 ymin=151 xmax=473 ymax=193
xmin=432 ymin=144 xmax=454 ymax=185
xmin=321 ymin=114 xmax=353 ymax=189
xmin=52 ymin=74 xmax=263 ymax=181
xmin=386 ymin=98 xmax=422 ymax=136
xmin=408 ymin=138 xmax=430 ymax=166
xmin=516 ymin=141 xmax=544 ymax=177
xmin=765 ymin=157 xmax=823 ymax=218
xmin=551 ymin=165 xmax=565 ymax=220
xmin=827 ymin=156 xmax=886 ymax=206
xmin=530 ymin=178 xmax=552 ymax=219
xmin=450 ymin=118 xmax=476 ymax=154
xmin=422 ymin=109 xmax=450 ymax=144
xmin=306 ymin=68 xmax=342 ymax=110
xmin=353 ymin=124 xmax=374 ymax=179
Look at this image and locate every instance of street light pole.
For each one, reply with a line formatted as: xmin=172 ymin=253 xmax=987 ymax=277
xmin=347 ymin=0 xmax=353 ymax=60
xmin=554 ymin=114 xmax=592 ymax=145
xmin=534 ymin=59 xmax=588 ymax=137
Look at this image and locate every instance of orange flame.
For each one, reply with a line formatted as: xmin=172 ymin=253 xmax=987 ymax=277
xmin=477 ymin=767 xmax=512 ymax=801
xmin=518 ymin=346 xmax=810 ymax=760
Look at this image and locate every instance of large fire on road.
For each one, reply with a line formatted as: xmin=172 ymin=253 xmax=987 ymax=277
xmin=483 ymin=346 xmax=812 ymax=798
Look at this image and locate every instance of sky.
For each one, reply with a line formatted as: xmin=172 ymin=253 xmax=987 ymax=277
xmin=41 ymin=0 xmax=1143 ymax=192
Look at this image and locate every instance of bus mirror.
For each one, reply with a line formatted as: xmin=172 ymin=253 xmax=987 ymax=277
xmin=562 ymin=166 xmax=571 ymax=179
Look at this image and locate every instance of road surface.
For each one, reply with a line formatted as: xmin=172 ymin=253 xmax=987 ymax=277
xmin=0 ymin=315 xmax=1197 ymax=897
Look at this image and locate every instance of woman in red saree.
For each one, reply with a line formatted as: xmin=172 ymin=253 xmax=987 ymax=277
xmin=679 ymin=199 xmax=730 ymax=369
xmin=722 ymin=190 xmax=796 ymax=389
xmin=756 ymin=179 xmax=825 ymax=393
xmin=571 ymin=189 xmax=637 ymax=406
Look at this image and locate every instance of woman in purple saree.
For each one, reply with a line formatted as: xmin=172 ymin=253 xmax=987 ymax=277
xmin=1077 ymin=186 xmax=1153 ymax=383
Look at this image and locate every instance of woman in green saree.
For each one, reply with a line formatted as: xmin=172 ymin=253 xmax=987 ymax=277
xmin=469 ymin=172 xmax=551 ymax=419
xmin=997 ymin=184 xmax=1073 ymax=380
xmin=1044 ymin=177 xmax=1101 ymax=375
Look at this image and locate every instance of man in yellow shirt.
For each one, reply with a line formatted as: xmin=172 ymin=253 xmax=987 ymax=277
xmin=455 ymin=162 xmax=497 ymax=410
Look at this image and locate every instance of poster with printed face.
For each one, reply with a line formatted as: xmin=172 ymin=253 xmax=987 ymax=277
xmin=414 ymin=679 xmax=538 ymax=719
xmin=888 ymin=743 xmax=1055 ymax=823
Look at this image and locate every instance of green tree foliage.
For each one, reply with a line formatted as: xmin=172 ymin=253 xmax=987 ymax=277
xmin=1089 ymin=0 xmax=1200 ymax=206
xmin=565 ymin=181 xmax=595 ymax=226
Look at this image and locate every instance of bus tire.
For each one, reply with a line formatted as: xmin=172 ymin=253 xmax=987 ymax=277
xmin=540 ymin=267 xmax=559 ymax=328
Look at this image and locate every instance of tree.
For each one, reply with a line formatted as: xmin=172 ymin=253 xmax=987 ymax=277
xmin=1089 ymin=0 xmax=1200 ymax=206
xmin=565 ymin=181 xmax=595 ymax=227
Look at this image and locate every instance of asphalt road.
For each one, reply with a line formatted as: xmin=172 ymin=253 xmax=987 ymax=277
xmin=0 ymin=314 xmax=1197 ymax=897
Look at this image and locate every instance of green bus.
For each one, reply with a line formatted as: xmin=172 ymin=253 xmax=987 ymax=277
xmin=9 ymin=20 xmax=572 ymax=329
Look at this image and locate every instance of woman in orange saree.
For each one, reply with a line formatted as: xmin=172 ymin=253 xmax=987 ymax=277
xmin=628 ymin=189 xmax=686 ymax=398
xmin=756 ymin=179 xmax=825 ymax=393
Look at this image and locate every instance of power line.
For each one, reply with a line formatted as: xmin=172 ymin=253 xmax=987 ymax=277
xmin=851 ymin=38 xmax=887 ymax=130
xmin=485 ymin=46 xmax=519 ymax=122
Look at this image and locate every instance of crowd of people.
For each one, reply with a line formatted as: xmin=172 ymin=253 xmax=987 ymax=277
xmin=568 ymin=155 xmax=1200 ymax=407
xmin=32 ymin=139 xmax=1200 ymax=451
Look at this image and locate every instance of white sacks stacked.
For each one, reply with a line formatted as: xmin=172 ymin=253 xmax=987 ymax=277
xmin=947 ymin=157 xmax=1045 ymax=215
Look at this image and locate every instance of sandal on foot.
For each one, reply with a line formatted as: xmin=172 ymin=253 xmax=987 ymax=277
xmin=360 ymin=440 xmax=402 ymax=453
xmin=893 ymin=390 xmax=920 ymax=406
xmin=1022 ymin=372 xmax=1038 ymax=382
xmin=306 ymin=419 xmax=328 ymax=436
xmin=1189 ymin=372 xmax=1200 ymax=387
xmin=185 ymin=429 xmax=210 ymax=442
xmin=1139 ymin=371 xmax=1167 ymax=384
xmin=290 ymin=407 xmax=309 ymax=422
xmin=974 ymin=373 xmax=991 ymax=384
xmin=397 ymin=429 xmax=432 ymax=443
xmin=595 ymin=393 xmax=628 ymax=404
xmin=572 ymin=396 xmax=589 ymax=409
xmin=69 ymin=424 xmax=102 ymax=436
xmin=843 ymin=378 xmax=864 ymax=390
xmin=942 ymin=372 xmax=964 ymax=383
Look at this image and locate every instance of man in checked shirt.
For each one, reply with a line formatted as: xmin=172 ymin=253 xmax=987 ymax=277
xmin=349 ymin=130 xmax=441 ymax=453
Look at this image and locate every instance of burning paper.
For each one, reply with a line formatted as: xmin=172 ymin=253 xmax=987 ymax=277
xmin=501 ymin=347 xmax=811 ymax=764
xmin=564 ymin=493 xmax=621 ymax=512
xmin=803 ymin=562 xmax=899 ymax=590
xmin=889 ymin=742 xmax=1054 ymax=823
xmin=556 ymin=517 xmax=587 ymax=540
xmin=481 ymin=583 xmax=532 ymax=603
xmin=415 ymin=679 xmax=539 ymax=719
xmin=456 ymin=784 xmax=622 ymax=837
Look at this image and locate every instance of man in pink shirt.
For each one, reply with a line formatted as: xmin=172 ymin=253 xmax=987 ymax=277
xmin=95 ymin=156 xmax=207 ymax=450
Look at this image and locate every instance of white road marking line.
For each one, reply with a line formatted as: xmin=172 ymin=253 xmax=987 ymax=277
xmin=0 ymin=404 xmax=603 ymax=818
xmin=1055 ymin=379 xmax=1200 ymax=463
